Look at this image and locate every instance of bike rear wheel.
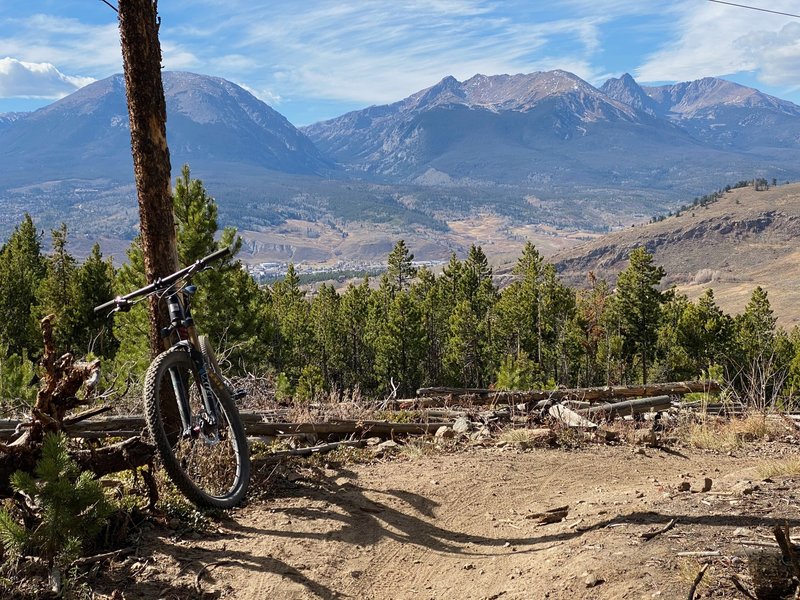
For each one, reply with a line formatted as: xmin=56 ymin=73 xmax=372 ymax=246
xmin=143 ymin=346 xmax=250 ymax=508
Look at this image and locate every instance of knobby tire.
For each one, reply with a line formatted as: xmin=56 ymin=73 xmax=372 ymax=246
xmin=143 ymin=346 xmax=250 ymax=508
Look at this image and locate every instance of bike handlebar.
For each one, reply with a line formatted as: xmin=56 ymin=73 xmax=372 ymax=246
xmin=94 ymin=245 xmax=233 ymax=314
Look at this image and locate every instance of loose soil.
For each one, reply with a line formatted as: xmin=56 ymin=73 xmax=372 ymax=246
xmin=91 ymin=438 xmax=800 ymax=599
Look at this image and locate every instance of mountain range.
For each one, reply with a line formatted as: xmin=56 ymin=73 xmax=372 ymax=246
xmin=2 ymin=69 xmax=800 ymax=263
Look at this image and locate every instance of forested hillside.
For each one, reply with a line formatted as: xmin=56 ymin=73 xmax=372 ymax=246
xmin=0 ymin=170 xmax=796 ymax=411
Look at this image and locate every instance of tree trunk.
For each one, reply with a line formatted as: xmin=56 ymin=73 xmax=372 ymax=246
xmin=118 ymin=0 xmax=179 ymax=358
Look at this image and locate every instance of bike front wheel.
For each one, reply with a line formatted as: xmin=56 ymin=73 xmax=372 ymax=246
xmin=143 ymin=346 xmax=250 ymax=509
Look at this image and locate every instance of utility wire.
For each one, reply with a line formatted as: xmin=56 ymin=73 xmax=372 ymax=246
xmin=707 ymin=0 xmax=800 ymax=18
xmin=98 ymin=0 xmax=118 ymax=13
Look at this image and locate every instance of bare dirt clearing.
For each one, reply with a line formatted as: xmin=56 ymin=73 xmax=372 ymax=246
xmin=95 ymin=440 xmax=800 ymax=599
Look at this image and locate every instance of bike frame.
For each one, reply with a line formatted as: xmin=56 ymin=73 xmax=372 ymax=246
xmin=163 ymin=286 xmax=221 ymax=439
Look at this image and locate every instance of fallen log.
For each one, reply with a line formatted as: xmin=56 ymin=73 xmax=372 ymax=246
xmin=579 ymin=395 xmax=672 ymax=419
xmin=549 ymin=405 xmax=597 ymax=428
xmin=407 ymin=380 xmax=719 ymax=408
xmin=0 ymin=415 xmax=457 ymax=441
xmin=257 ymin=440 xmax=367 ymax=460
xmin=246 ymin=419 xmax=453 ymax=437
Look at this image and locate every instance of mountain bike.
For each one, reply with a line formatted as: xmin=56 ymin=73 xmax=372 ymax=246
xmin=95 ymin=246 xmax=250 ymax=508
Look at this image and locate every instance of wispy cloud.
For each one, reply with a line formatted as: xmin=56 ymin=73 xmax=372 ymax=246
xmin=635 ymin=0 xmax=799 ymax=85
xmin=0 ymin=15 xmax=120 ymax=73
xmin=0 ymin=57 xmax=93 ymax=98
xmin=207 ymin=1 xmax=609 ymax=105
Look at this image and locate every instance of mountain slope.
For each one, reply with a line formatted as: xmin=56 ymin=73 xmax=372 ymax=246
xmin=0 ymin=72 xmax=330 ymax=186
xmin=552 ymin=182 xmax=800 ymax=326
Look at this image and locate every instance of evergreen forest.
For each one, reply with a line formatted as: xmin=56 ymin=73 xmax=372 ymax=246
xmin=0 ymin=167 xmax=796 ymax=413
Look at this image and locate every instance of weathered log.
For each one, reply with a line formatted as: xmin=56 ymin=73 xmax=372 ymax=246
xmin=246 ymin=419 xmax=453 ymax=437
xmin=411 ymin=380 xmax=719 ymax=406
xmin=0 ymin=415 xmax=456 ymax=440
xmin=579 ymin=395 xmax=673 ymax=419
xmin=72 ymin=437 xmax=156 ymax=477
xmin=258 ymin=440 xmax=367 ymax=459
xmin=549 ymin=405 xmax=597 ymax=429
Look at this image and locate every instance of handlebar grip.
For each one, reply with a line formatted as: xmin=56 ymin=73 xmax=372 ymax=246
xmin=200 ymin=245 xmax=233 ymax=266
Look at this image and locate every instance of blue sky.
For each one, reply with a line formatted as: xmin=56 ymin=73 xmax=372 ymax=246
xmin=2 ymin=1 xmax=800 ymax=125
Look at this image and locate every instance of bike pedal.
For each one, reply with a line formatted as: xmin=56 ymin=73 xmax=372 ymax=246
xmin=232 ymin=389 xmax=247 ymax=400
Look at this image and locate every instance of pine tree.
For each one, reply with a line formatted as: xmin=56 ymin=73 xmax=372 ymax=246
xmin=445 ymin=299 xmax=484 ymax=387
xmin=575 ymin=273 xmax=611 ymax=386
xmin=310 ymin=283 xmax=345 ymax=391
xmin=411 ymin=267 xmax=447 ymax=386
xmin=339 ymin=279 xmax=373 ymax=391
xmin=386 ymin=240 xmax=417 ymax=294
xmin=0 ymin=214 xmax=47 ymax=356
xmin=37 ymin=224 xmax=78 ymax=350
xmin=272 ymin=264 xmax=313 ymax=382
xmin=65 ymin=243 xmax=117 ymax=358
xmin=735 ymin=286 xmax=777 ymax=362
xmin=613 ymin=247 xmax=666 ymax=383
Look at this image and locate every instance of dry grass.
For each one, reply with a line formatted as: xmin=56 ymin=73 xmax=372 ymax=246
xmin=677 ymin=559 xmax=717 ymax=592
xmin=756 ymin=457 xmax=800 ymax=479
xmin=681 ymin=413 xmax=786 ymax=451
xmin=399 ymin=438 xmax=438 ymax=460
xmin=499 ymin=427 xmax=557 ymax=449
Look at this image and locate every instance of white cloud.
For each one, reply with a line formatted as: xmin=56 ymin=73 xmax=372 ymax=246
xmin=739 ymin=22 xmax=800 ymax=86
xmin=0 ymin=57 xmax=94 ymax=98
xmin=635 ymin=0 xmax=800 ymax=86
xmin=237 ymin=82 xmax=283 ymax=106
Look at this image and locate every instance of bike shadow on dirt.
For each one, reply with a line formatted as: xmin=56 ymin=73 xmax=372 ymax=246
xmin=233 ymin=461 xmax=800 ymax=551
xmin=225 ymin=463 xmax=575 ymax=556
xmin=109 ymin=464 xmax=800 ymax=600
xmin=94 ymin=525 xmax=346 ymax=600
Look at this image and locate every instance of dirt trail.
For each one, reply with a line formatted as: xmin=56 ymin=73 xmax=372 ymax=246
xmin=108 ymin=443 xmax=800 ymax=599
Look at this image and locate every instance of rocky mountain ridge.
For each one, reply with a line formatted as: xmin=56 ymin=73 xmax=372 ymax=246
xmin=553 ymin=182 xmax=800 ymax=326
xmin=303 ymin=70 xmax=800 ymax=193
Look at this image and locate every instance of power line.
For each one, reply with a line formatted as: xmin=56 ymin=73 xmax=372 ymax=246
xmin=707 ymin=0 xmax=800 ymax=18
xmin=98 ymin=0 xmax=118 ymax=13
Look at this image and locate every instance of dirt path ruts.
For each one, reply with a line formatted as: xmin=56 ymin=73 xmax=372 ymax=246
xmin=115 ymin=444 xmax=800 ymax=599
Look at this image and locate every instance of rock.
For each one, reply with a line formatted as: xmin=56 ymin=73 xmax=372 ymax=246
xmin=470 ymin=426 xmax=492 ymax=441
xmin=585 ymin=572 xmax=604 ymax=587
xmin=731 ymin=481 xmax=759 ymax=495
xmin=634 ymin=429 xmax=657 ymax=446
xmin=678 ymin=481 xmax=691 ymax=492
xmin=521 ymin=428 xmax=556 ymax=448
xmin=378 ymin=440 xmax=399 ymax=450
xmin=365 ymin=437 xmax=382 ymax=446
xmin=435 ymin=426 xmax=456 ymax=439
xmin=453 ymin=416 xmax=472 ymax=434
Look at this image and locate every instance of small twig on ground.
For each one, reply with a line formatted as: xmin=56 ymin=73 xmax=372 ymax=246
xmin=687 ymin=562 xmax=710 ymax=600
xmin=71 ymin=547 xmax=135 ymax=568
xmin=676 ymin=551 xmax=721 ymax=557
xmin=642 ymin=517 xmax=677 ymax=541
xmin=730 ymin=574 xmax=757 ymax=600
xmin=195 ymin=560 xmax=232 ymax=593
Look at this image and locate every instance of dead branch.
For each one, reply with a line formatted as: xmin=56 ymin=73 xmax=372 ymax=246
xmin=641 ymin=517 xmax=677 ymax=541
xmin=70 ymin=547 xmax=136 ymax=568
xmin=688 ymin=562 xmax=710 ymax=600
xmin=773 ymin=523 xmax=800 ymax=583
xmin=730 ymin=574 xmax=758 ymax=600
